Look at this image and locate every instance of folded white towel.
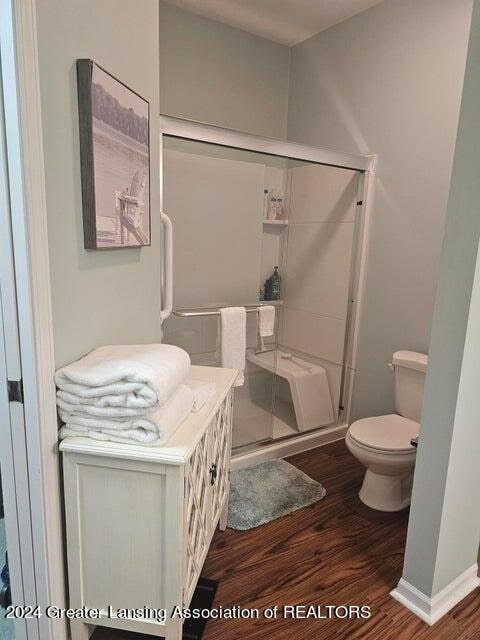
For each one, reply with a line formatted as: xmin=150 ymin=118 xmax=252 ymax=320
xmin=258 ymin=305 xmax=275 ymax=337
xmin=220 ymin=307 xmax=246 ymax=387
xmin=58 ymin=384 xmax=194 ymax=446
xmin=55 ymin=344 xmax=190 ymax=411
xmin=56 ymin=394 xmax=152 ymax=418
xmin=186 ymin=379 xmax=216 ymax=413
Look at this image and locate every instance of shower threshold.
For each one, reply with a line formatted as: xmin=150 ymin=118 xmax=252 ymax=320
xmin=231 ymin=421 xmax=348 ymax=470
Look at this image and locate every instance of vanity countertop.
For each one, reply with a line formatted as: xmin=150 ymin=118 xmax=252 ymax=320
xmin=59 ymin=365 xmax=237 ymax=465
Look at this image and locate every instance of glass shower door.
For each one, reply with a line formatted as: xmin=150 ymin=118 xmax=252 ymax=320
xmin=164 ymin=308 xmax=278 ymax=449
xmin=231 ymin=312 xmax=277 ymax=449
xmin=161 ymin=135 xmax=281 ymax=449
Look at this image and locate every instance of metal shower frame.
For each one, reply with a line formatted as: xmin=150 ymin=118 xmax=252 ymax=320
xmin=159 ymin=113 xmax=377 ymax=428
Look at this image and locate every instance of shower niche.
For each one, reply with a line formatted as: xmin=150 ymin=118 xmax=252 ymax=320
xmin=161 ymin=117 xmax=372 ymax=455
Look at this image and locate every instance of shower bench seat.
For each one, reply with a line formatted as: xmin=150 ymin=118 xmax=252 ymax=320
xmin=247 ymin=349 xmax=334 ymax=430
xmin=60 ymin=365 xmax=236 ymax=640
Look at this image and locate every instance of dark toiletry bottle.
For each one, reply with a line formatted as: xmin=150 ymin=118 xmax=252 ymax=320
xmin=271 ymin=266 xmax=281 ymax=300
xmin=264 ymin=277 xmax=273 ymax=301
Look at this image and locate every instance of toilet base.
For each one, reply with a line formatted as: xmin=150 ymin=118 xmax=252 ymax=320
xmin=359 ymin=469 xmax=413 ymax=512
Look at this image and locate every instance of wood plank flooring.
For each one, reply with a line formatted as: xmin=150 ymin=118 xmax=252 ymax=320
xmin=93 ymin=440 xmax=480 ymax=640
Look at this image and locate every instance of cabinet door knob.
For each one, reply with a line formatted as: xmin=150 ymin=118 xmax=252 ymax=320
xmin=209 ymin=463 xmax=217 ymax=486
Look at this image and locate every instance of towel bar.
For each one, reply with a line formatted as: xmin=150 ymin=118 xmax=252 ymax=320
xmin=173 ymin=307 xmax=258 ymax=318
xmin=173 ymin=302 xmax=282 ymax=318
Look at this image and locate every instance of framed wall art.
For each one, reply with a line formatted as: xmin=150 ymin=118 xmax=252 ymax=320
xmin=77 ymin=59 xmax=151 ymax=249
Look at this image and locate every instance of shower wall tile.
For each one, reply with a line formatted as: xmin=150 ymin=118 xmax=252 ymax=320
xmin=162 ymin=315 xmax=206 ymax=354
xmin=281 ymin=307 xmax=346 ymax=365
xmin=281 ymin=163 xmax=360 ymax=388
xmin=202 ymin=316 xmax=219 ymax=353
xmin=284 ymin=221 xmax=355 ymax=320
xmin=232 ymin=410 xmax=272 ymax=448
xmin=163 ymin=309 xmax=260 ymax=356
xmin=289 ymin=165 xmax=358 ymax=224
xmin=232 ymin=370 xmax=274 ymax=448
xmin=261 ymin=226 xmax=283 ymax=287
xmin=190 ymin=352 xmax=219 ymax=366
xmin=246 ymin=313 xmax=260 ymax=349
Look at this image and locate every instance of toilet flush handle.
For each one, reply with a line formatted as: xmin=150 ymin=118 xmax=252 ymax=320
xmin=387 ymin=362 xmax=394 ymax=372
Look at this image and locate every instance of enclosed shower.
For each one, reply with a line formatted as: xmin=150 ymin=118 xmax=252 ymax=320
xmin=161 ymin=117 xmax=373 ymax=456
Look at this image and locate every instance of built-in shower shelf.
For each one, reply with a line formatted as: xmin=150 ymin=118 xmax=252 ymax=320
xmin=263 ymin=219 xmax=289 ymax=226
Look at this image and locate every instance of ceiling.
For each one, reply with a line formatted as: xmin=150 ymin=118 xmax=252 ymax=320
xmin=163 ymin=0 xmax=385 ymax=46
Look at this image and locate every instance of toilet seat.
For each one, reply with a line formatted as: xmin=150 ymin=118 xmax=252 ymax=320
xmin=348 ymin=414 xmax=419 ymax=453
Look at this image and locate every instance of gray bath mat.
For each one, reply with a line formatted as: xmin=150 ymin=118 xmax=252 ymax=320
xmin=228 ymin=459 xmax=326 ymax=531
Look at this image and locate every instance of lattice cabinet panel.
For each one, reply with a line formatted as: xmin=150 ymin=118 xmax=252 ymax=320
xmin=183 ymin=390 xmax=233 ymax=607
xmin=184 ymin=428 xmax=210 ymax=602
xmin=210 ymin=390 xmax=233 ymax=525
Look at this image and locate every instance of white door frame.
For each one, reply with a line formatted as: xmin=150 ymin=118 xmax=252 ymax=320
xmin=0 ymin=1 xmax=67 ymax=639
xmin=0 ymin=98 xmax=30 ymax=637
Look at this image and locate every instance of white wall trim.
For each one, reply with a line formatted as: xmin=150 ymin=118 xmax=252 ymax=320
xmin=6 ymin=1 xmax=67 ymax=638
xmin=231 ymin=423 xmax=348 ymax=470
xmin=391 ymin=564 xmax=480 ymax=626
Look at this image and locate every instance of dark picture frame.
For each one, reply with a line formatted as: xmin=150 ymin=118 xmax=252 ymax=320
xmin=77 ymin=59 xmax=151 ymax=249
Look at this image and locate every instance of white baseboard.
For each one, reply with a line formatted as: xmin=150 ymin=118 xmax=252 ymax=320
xmin=391 ymin=563 xmax=480 ymax=625
xmin=231 ymin=423 xmax=348 ymax=470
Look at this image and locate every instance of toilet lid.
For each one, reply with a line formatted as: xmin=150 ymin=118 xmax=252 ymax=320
xmin=349 ymin=414 xmax=419 ymax=452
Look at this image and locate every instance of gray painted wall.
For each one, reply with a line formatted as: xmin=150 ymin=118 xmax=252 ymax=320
xmin=402 ymin=0 xmax=480 ymax=597
xmin=159 ymin=2 xmax=291 ymax=138
xmin=287 ymin=0 xmax=472 ymax=420
xmin=37 ymin=0 xmax=161 ymax=367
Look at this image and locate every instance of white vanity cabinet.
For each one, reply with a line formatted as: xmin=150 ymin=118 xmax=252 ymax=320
xmin=60 ymin=366 xmax=236 ymax=640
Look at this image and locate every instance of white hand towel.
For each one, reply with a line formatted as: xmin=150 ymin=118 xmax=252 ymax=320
xmin=220 ymin=307 xmax=246 ymax=387
xmin=258 ymin=305 xmax=275 ymax=337
xmin=186 ymin=379 xmax=216 ymax=413
xmin=55 ymin=344 xmax=190 ymax=411
xmin=58 ymin=384 xmax=194 ymax=446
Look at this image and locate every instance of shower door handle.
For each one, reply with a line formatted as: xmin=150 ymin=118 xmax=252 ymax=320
xmin=160 ymin=211 xmax=173 ymax=322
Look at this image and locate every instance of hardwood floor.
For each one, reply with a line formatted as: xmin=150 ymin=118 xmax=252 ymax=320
xmin=92 ymin=440 xmax=480 ymax=640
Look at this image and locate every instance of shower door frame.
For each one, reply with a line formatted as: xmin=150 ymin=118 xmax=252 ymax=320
xmin=159 ymin=114 xmax=376 ymax=448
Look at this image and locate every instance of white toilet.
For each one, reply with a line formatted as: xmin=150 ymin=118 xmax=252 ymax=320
xmin=346 ymin=350 xmax=428 ymax=512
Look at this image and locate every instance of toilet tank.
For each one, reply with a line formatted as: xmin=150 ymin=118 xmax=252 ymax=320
xmin=392 ymin=351 xmax=428 ymax=422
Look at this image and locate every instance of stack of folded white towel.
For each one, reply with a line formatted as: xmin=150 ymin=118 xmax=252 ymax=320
xmin=56 ymin=344 xmax=215 ymax=447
